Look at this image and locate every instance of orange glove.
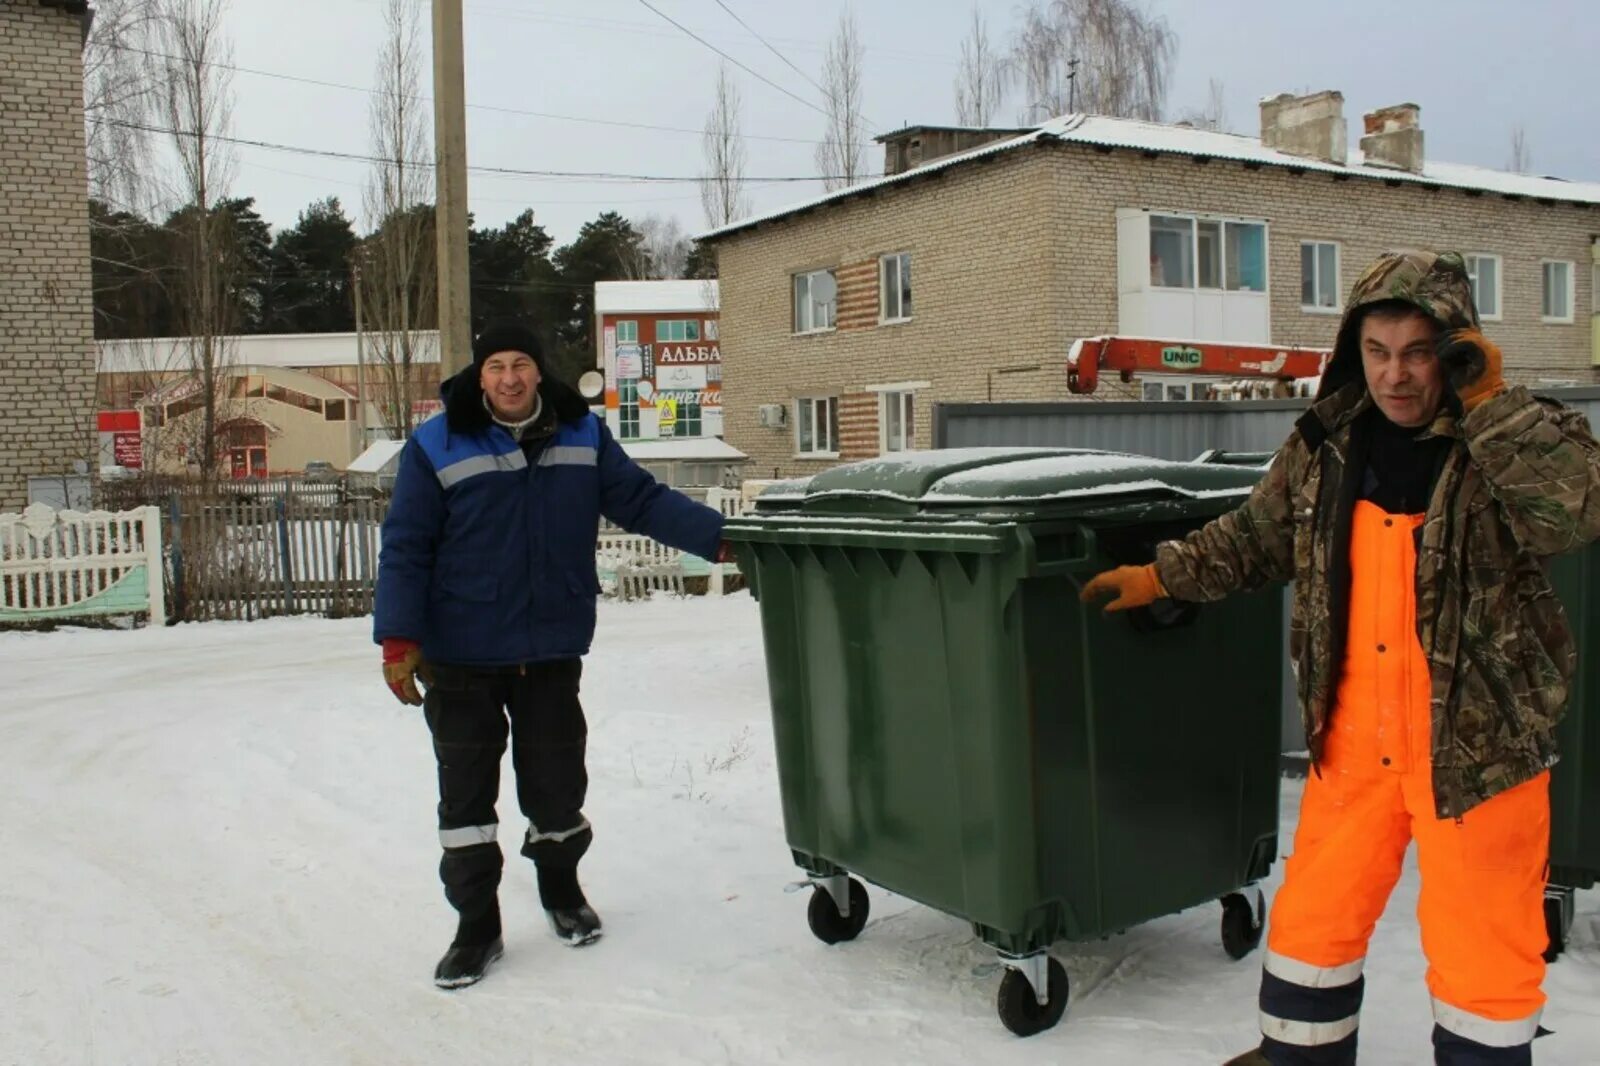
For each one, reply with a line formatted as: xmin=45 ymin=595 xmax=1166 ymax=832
xmin=1437 ymin=328 xmax=1505 ymax=411
xmin=382 ymin=638 xmax=432 ymax=706
xmin=1079 ymin=564 xmax=1167 ymax=612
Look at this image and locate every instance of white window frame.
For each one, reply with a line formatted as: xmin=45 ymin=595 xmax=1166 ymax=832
xmin=617 ymin=379 xmax=641 ymax=440
xmin=1541 ymin=259 xmax=1576 ymax=324
xmin=1465 ymin=254 xmax=1503 ymax=321
xmin=615 ymin=320 xmax=638 ymax=344
xmin=879 ymin=390 xmax=916 ymax=452
xmin=879 ymin=251 xmax=912 ymax=324
xmin=1300 ymin=240 xmax=1341 ymax=314
xmin=1148 ymin=211 xmax=1269 ymax=294
xmin=794 ymin=396 xmax=838 ymax=458
xmin=792 ymin=269 xmax=838 ymax=335
xmin=1141 ymin=376 xmax=1223 ymax=402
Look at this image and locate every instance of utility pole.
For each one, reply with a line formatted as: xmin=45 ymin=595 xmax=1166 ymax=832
xmin=432 ymin=0 xmax=472 ymax=376
xmin=352 ymin=257 xmax=368 ymax=451
xmin=1068 ymin=57 xmax=1080 ymax=114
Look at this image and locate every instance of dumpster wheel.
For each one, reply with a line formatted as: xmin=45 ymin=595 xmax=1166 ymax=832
xmin=807 ymin=878 xmax=870 ymax=944
xmin=1543 ymin=887 xmax=1575 ymax=963
xmin=997 ymin=956 xmax=1069 ymax=1037
xmin=1220 ymin=889 xmax=1265 ymax=960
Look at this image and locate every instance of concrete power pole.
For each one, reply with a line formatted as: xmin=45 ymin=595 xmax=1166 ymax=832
xmin=432 ymin=0 xmax=472 ymax=377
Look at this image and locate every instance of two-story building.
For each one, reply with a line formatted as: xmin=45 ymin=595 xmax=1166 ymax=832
xmin=700 ymin=92 xmax=1600 ymax=476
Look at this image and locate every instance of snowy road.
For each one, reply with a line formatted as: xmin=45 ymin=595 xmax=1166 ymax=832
xmin=2 ymin=597 xmax=1596 ymax=1065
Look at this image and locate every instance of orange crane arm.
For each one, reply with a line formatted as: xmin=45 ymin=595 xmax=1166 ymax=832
xmin=1066 ymin=336 xmax=1332 ymax=395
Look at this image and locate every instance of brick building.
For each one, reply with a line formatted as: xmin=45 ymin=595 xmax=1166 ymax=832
xmin=0 ymin=0 xmax=97 ymax=508
xmin=702 ymin=93 xmax=1600 ymax=477
xmin=594 ymin=279 xmax=722 ymax=441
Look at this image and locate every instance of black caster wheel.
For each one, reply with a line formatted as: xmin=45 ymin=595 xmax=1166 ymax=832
xmin=1221 ymin=891 xmax=1265 ymax=960
xmin=806 ymin=878 xmax=870 ymax=944
xmin=1543 ymin=895 xmax=1567 ymax=963
xmin=997 ymin=957 xmax=1069 ymax=1037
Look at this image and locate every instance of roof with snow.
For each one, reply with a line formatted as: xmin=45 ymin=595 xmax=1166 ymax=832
xmin=347 ymin=439 xmax=407 ymax=475
xmin=98 ymin=332 xmax=440 ymax=373
xmin=700 ymin=112 xmax=1600 ymax=242
xmin=595 ymin=280 xmax=719 ymax=315
xmin=620 ymin=437 xmax=747 ymax=463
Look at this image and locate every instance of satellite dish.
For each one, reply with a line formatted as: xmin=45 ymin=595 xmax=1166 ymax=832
xmin=637 ymin=380 xmax=656 ymax=401
xmin=577 ymin=370 xmax=605 ymax=400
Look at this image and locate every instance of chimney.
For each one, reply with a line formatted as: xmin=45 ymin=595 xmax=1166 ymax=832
xmin=1360 ymin=104 xmax=1424 ymax=174
xmin=1259 ymin=90 xmax=1347 ymax=166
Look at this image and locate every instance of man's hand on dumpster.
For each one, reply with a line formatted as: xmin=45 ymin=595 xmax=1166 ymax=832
xmin=1079 ymin=564 xmax=1167 ymax=613
xmin=1437 ymin=328 xmax=1505 ymax=411
xmin=714 ymin=540 xmax=734 ymax=564
xmin=382 ymin=638 xmax=432 ymax=706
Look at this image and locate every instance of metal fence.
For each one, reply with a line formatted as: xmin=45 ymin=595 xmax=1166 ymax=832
xmin=933 ymin=388 xmax=1600 ymax=458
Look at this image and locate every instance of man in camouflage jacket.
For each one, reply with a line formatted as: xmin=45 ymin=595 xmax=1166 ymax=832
xmin=1083 ymin=250 xmax=1600 ymax=1066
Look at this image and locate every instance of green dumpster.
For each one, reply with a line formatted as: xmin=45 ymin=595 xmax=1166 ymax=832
xmin=1544 ymin=545 xmax=1600 ymax=959
xmin=725 ymin=448 xmax=1285 ymax=1036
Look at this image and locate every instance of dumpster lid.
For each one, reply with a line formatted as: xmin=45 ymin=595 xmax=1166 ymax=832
xmin=756 ymin=447 xmax=1265 ymax=517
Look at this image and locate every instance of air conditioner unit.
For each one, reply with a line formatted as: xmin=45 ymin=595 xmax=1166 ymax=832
xmin=756 ymin=403 xmax=787 ymax=429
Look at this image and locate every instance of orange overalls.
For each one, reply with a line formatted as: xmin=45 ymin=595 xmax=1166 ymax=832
xmin=1257 ymin=501 xmax=1550 ymax=1064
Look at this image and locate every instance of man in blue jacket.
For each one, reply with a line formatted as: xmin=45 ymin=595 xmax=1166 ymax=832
xmin=374 ymin=320 xmax=726 ymax=989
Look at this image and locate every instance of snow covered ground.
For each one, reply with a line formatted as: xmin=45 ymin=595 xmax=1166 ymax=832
xmin=2 ymin=596 xmax=1596 ymax=1065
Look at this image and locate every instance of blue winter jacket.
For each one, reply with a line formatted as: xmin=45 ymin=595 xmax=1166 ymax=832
xmin=373 ymin=373 xmax=724 ymax=666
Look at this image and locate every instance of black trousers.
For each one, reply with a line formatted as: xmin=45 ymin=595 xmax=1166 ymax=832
xmin=423 ymin=659 xmax=592 ymax=943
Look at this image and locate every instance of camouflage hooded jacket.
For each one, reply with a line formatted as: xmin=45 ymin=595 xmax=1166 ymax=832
xmin=1153 ymin=250 xmax=1600 ymax=818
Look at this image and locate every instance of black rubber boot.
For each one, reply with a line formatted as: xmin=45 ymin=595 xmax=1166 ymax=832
xmin=433 ymin=906 xmax=503 ymax=988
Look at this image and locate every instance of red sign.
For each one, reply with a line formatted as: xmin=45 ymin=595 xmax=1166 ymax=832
xmin=98 ymin=409 xmax=141 ymax=433
xmin=113 ymin=432 xmax=143 ymax=469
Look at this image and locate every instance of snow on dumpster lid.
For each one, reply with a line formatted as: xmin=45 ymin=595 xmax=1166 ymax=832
xmin=779 ymin=448 xmax=1262 ymax=515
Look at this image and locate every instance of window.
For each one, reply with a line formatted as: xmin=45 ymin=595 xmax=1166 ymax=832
xmin=881 ymin=390 xmax=915 ymax=452
xmin=1141 ymin=378 xmax=1218 ymax=402
xmin=675 ymin=402 xmax=703 ymax=438
xmin=323 ymin=400 xmax=347 ymax=422
xmin=655 ymin=319 xmax=700 ymax=343
xmin=793 ymin=269 xmax=837 ymax=333
xmin=615 ymin=320 xmax=638 ymax=344
xmin=1542 ymin=260 xmax=1574 ymax=322
xmin=880 ymin=252 xmax=912 ymax=322
xmin=1150 ymin=215 xmax=1195 ymax=288
xmin=1225 ymin=222 xmax=1266 ymax=292
xmin=1466 ymin=254 xmax=1501 ymax=320
xmin=1301 ymin=241 xmax=1340 ymax=311
xmin=618 ymin=380 xmax=640 ymax=440
xmin=795 ymin=397 xmax=838 ymax=456
xmin=1150 ymin=213 xmax=1266 ymax=292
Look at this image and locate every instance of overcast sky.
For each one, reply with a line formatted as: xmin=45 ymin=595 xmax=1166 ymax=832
xmin=209 ymin=0 xmax=1600 ymax=247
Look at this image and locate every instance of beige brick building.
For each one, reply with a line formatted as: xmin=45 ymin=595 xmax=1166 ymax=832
xmin=704 ymin=96 xmax=1600 ymax=478
xmin=0 ymin=0 xmax=96 ymax=508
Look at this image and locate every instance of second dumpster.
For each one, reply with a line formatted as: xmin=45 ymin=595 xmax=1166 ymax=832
xmin=724 ymin=447 xmax=1285 ymax=1036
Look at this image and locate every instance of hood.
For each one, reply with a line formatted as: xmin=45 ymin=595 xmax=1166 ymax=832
xmin=440 ymin=366 xmax=592 ymax=435
xmin=1317 ymin=249 xmax=1480 ymax=402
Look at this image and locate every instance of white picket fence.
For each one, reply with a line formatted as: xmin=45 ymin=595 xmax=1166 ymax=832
xmin=595 ymin=487 xmax=745 ymax=601
xmin=0 ymin=503 xmax=166 ymax=626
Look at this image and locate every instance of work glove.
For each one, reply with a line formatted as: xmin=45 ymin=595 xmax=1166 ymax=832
xmin=1437 ymin=328 xmax=1505 ymax=412
xmin=1079 ymin=563 xmax=1167 ymax=613
xmin=714 ymin=541 xmax=734 ymax=564
xmin=382 ymin=637 xmax=432 ymax=706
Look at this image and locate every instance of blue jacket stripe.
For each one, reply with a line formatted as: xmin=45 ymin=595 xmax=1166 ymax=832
xmin=436 ymin=450 xmax=527 ymax=487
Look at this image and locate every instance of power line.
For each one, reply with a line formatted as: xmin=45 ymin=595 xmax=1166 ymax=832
xmin=710 ymin=0 xmax=877 ymax=131
xmin=107 ymin=41 xmax=869 ymax=149
xmin=113 ymin=119 xmax=844 ymax=185
xmin=632 ymin=0 xmax=834 ymax=123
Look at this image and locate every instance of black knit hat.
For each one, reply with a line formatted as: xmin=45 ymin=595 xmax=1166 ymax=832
xmin=471 ymin=319 xmax=546 ymax=371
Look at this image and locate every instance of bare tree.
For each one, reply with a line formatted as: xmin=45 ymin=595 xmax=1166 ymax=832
xmin=954 ymin=5 xmax=1006 ymax=126
xmin=1508 ymin=123 xmax=1531 ymax=174
xmin=156 ymin=0 xmax=237 ymax=484
xmin=84 ymin=0 xmax=162 ymax=212
xmin=1009 ymin=0 xmax=1176 ymax=123
xmin=359 ymin=0 xmax=436 ymax=440
xmin=815 ymin=11 xmax=865 ymax=191
xmin=1176 ymin=77 xmax=1228 ymax=132
xmin=629 ymin=215 xmax=691 ymax=280
xmin=700 ymin=63 xmax=750 ymax=230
